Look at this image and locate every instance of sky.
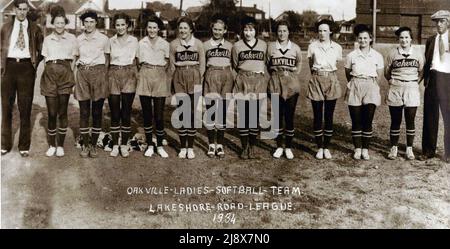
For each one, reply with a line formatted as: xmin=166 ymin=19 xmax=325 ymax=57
xmin=108 ymin=0 xmax=357 ymax=21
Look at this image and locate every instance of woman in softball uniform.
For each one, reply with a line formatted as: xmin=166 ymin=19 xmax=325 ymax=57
xmin=203 ymin=17 xmax=233 ymax=158
xmin=385 ymin=26 xmax=424 ymax=160
xmin=169 ymin=16 xmax=205 ymax=159
xmin=232 ymin=16 xmax=268 ymax=160
xmin=307 ymin=19 xmax=343 ymax=160
xmin=268 ymin=20 xmax=302 ymax=160
xmin=40 ymin=6 xmax=76 ymax=157
xmin=108 ymin=13 xmax=138 ymax=158
xmin=75 ymin=11 xmax=110 ymax=158
xmin=137 ymin=15 xmax=170 ymax=158
xmin=345 ymin=24 xmax=384 ymax=160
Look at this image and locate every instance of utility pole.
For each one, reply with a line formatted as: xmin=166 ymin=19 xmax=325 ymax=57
xmin=372 ymin=0 xmax=380 ymax=43
xmin=268 ymin=0 xmax=271 ymax=37
xmin=179 ymin=0 xmax=184 ymax=16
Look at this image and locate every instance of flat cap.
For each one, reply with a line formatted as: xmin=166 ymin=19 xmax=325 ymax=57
xmin=431 ymin=10 xmax=450 ymax=21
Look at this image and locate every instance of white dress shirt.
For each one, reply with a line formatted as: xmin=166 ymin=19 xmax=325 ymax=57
xmin=431 ymin=30 xmax=450 ymax=73
xmin=7 ymin=18 xmax=31 ymax=59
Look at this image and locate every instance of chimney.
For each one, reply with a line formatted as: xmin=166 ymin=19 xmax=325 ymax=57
xmin=254 ymin=4 xmax=257 ymax=9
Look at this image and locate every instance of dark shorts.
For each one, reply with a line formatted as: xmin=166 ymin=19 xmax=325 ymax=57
xmin=172 ymin=66 xmax=201 ymax=94
xmin=75 ymin=64 xmax=108 ymax=101
xmin=203 ymin=67 xmax=234 ymax=98
xmin=40 ymin=61 xmax=75 ymax=97
xmin=108 ymin=65 xmax=137 ymax=95
xmin=233 ymin=71 xmax=268 ymax=100
xmin=269 ymin=70 xmax=301 ymax=100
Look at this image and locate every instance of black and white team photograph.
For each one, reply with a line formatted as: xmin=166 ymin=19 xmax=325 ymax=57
xmin=0 ymin=0 xmax=449 ymax=233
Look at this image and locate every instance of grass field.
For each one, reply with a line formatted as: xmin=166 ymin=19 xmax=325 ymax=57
xmin=1 ymin=46 xmax=449 ymax=228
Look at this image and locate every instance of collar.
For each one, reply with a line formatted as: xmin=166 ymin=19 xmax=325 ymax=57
xmin=181 ymin=36 xmax=196 ymax=47
xmin=276 ymin=40 xmax=292 ymax=50
xmin=317 ymin=40 xmax=336 ymax=50
xmin=111 ymin=34 xmax=134 ymax=44
xmin=210 ymin=38 xmax=224 ymax=47
xmin=14 ymin=17 xmax=28 ymax=28
xmin=356 ymin=47 xmax=375 ymax=58
xmin=50 ymin=31 xmax=69 ymax=41
xmin=398 ymin=46 xmax=413 ymax=55
xmin=80 ymin=29 xmax=100 ymax=41
xmin=143 ymin=36 xmax=160 ymax=45
xmin=244 ymin=38 xmax=258 ymax=50
xmin=438 ymin=30 xmax=449 ymax=41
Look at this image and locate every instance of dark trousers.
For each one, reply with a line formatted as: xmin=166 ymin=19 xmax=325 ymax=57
xmin=423 ymin=70 xmax=450 ymax=159
xmin=1 ymin=60 xmax=36 ymax=151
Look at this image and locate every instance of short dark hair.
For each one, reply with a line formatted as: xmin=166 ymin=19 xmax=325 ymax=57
xmin=13 ymin=0 xmax=28 ymax=8
xmin=80 ymin=11 xmax=98 ymax=23
xmin=50 ymin=5 xmax=69 ymax=25
xmin=276 ymin=20 xmax=290 ymax=32
xmin=210 ymin=15 xmax=228 ymax=30
xmin=353 ymin=24 xmax=373 ymax=45
xmin=395 ymin=26 xmax=413 ymax=38
xmin=315 ymin=19 xmax=335 ymax=33
xmin=146 ymin=15 xmax=164 ymax=30
xmin=177 ymin=16 xmax=195 ymax=31
xmin=113 ymin=12 xmax=130 ymax=27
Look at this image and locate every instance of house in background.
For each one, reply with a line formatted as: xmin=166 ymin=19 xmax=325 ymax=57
xmin=356 ymin=0 xmax=450 ymax=44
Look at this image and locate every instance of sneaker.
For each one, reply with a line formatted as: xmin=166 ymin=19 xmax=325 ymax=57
xmin=19 ymin=150 xmax=29 ymax=157
xmin=273 ymin=147 xmax=284 ymax=159
xmin=406 ymin=146 xmax=415 ymax=160
xmin=120 ymin=145 xmax=129 ymax=158
xmin=323 ymin=149 xmax=332 ymax=159
xmin=56 ymin=147 xmax=65 ymax=157
xmin=187 ymin=148 xmax=195 ymax=159
xmin=154 ymin=138 xmax=169 ymax=146
xmin=353 ymin=148 xmax=362 ymax=160
xmin=178 ymin=148 xmax=187 ymax=159
xmin=361 ymin=149 xmax=370 ymax=160
xmin=46 ymin=146 xmax=56 ymax=157
xmin=285 ymin=148 xmax=294 ymax=160
xmin=157 ymin=146 xmax=169 ymax=158
xmin=387 ymin=146 xmax=398 ymax=160
xmin=315 ymin=148 xmax=324 ymax=160
xmin=89 ymin=145 xmax=98 ymax=158
xmin=216 ymin=144 xmax=225 ymax=158
xmin=80 ymin=145 xmax=89 ymax=158
xmin=240 ymin=145 xmax=249 ymax=160
xmin=207 ymin=144 xmax=216 ymax=158
xmin=144 ymin=145 xmax=154 ymax=157
xmin=110 ymin=145 xmax=120 ymax=157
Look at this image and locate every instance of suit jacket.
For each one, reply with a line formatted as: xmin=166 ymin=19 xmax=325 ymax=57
xmin=423 ymin=33 xmax=450 ymax=86
xmin=0 ymin=18 xmax=43 ymax=76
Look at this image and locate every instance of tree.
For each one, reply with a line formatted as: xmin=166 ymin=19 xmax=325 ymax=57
xmin=195 ymin=0 xmax=240 ymax=33
xmin=299 ymin=10 xmax=319 ymax=33
xmin=283 ymin=11 xmax=302 ymax=33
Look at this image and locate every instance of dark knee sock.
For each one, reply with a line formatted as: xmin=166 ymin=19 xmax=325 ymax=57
xmin=349 ymin=105 xmax=362 ymax=148
xmin=362 ymin=104 xmax=376 ymax=149
xmin=79 ymin=100 xmax=91 ymax=146
xmin=57 ymin=95 xmax=70 ymax=146
xmin=389 ymin=106 xmax=403 ymax=146
xmin=91 ymin=98 xmax=105 ymax=146
xmin=109 ymin=95 xmax=121 ymax=146
xmin=312 ymin=100 xmax=324 ymax=148
xmin=45 ymin=97 xmax=58 ymax=147
xmin=323 ymin=99 xmax=337 ymax=148
xmin=405 ymin=107 xmax=417 ymax=147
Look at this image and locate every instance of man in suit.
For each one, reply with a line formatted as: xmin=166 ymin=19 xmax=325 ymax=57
xmin=421 ymin=10 xmax=450 ymax=162
xmin=1 ymin=0 xmax=43 ymax=157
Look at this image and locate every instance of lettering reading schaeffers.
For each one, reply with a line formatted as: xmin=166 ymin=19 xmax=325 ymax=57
xmin=206 ymin=48 xmax=231 ymax=59
xmin=391 ymin=58 xmax=419 ymax=69
xmin=238 ymin=50 xmax=265 ymax=61
xmin=271 ymin=57 xmax=297 ymax=67
xmin=176 ymin=51 xmax=199 ymax=62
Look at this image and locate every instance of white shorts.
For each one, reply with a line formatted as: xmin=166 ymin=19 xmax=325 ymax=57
xmin=386 ymin=79 xmax=420 ymax=107
xmin=345 ymin=77 xmax=381 ymax=106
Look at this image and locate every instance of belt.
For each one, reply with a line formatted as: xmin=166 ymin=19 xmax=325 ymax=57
xmin=7 ymin=58 xmax=31 ymax=63
xmin=176 ymin=65 xmax=199 ymax=69
xmin=140 ymin=63 xmax=166 ymax=69
xmin=110 ymin=64 xmax=135 ymax=69
xmin=312 ymin=70 xmax=335 ymax=76
xmin=46 ymin=59 xmax=72 ymax=65
xmin=77 ymin=64 xmax=105 ymax=70
xmin=394 ymin=78 xmax=418 ymax=83
xmin=239 ymin=70 xmax=264 ymax=76
xmin=207 ymin=65 xmax=231 ymax=70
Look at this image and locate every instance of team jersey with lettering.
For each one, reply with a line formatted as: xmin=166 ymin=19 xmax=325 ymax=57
xmin=169 ymin=36 xmax=205 ymax=67
xmin=203 ymin=38 xmax=233 ymax=67
xmin=267 ymin=40 xmax=302 ymax=71
xmin=232 ymin=39 xmax=267 ymax=73
xmin=385 ymin=46 xmax=424 ymax=82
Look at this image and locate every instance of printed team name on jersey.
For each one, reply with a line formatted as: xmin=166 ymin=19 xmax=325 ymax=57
xmin=391 ymin=58 xmax=419 ymax=69
xmin=271 ymin=57 xmax=297 ymax=67
xmin=176 ymin=51 xmax=199 ymax=62
xmin=239 ymin=50 xmax=265 ymax=61
xmin=206 ymin=48 xmax=231 ymax=59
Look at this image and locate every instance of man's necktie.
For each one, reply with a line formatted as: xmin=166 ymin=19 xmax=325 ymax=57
xmin=15 ymin=22 xmax=25 ymax=51
xmin=439 ymin=34 xmax=445 ymax=61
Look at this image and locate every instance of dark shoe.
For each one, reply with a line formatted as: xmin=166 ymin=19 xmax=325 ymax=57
xmin=89 ymin=145 xmax=98 ymax=158
xmin=417 ymin=154 xmax=434 ymax=161
xmin=1 ymin=149 xmax=10 ymax=156
xmin=240 ymin=145 xmax=249 ymax=160
xmin=19 ymin=150 xmax=29 ymax=157
xmin=80 ymin=145 xmax=89 ymax=158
